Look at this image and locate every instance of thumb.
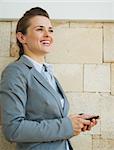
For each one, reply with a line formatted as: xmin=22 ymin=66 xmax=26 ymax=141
xmin=81 ymin=119 xmax=91 ymax=125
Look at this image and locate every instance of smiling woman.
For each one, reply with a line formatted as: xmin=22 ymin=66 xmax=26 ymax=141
xmin=16 ymin=8 xmax=54 ymax=62
xmin=0 ymin=7 xmax=98 ymax=150
xmin=16 ymin=15 xmax=54 ymax=63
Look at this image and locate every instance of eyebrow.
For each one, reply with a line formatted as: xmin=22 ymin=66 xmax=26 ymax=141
xmin=34 ymin=25 xmax=53 ymax=29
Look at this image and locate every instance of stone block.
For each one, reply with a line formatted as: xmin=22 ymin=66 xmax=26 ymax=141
xmin=52 ymin=20 xmax=69 ymax=28
xmin=104 ymin=23 xmax=114 ymax=62
xmin=84 ymin=64 xmax=110 ymax=92
xmin=0 ymin=22 xmax=11 ymax=56
xmin=46 ymin=27 xmax=102 ymax=63
xmin=53 ymin=64 xmax=83 ymax=92
xmin=0 ymin=128 xmax=15 ymax=150
xmin=0 ymin=57 xmax=15 ymax=78
xmin=93 ymin=135 xmax=114 ymax=150
xmin=92 ymin=135 xmax=101 ymax=150
xmin=71 ymin=134 xmax=92 ymax=150
xmin=111 ymin=63 xmax=114 ymax=95
xmin=70 ymin=22 xmax=103 ymax=28
xmin=10 ymin=21 xmax=19 ymax=58
xmin=100 ymin=94 xmax=114 ymax=139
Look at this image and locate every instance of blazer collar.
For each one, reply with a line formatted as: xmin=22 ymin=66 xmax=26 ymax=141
xmin=55 ymin=77 xmax=69 ymax=116
xmin=18 ymin=55 xmax=64 ymax=117
xmin=18 ymin=55 xmax=34 ymax=68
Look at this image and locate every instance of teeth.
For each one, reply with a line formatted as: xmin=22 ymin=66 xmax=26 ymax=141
xmin=41 ymin=41 xmax=50 ymax=45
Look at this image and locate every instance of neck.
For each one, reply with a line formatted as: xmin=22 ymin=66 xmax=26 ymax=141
xmin=24 ymin=52 xmax=45 ymax=64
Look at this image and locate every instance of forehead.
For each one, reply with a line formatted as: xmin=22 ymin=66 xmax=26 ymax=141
xmin=29 ymin=15 xmax=52 ymax=27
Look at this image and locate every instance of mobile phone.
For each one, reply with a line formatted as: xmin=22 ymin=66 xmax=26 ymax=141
xmin=85 ymin=115 xmax=100 ymax=121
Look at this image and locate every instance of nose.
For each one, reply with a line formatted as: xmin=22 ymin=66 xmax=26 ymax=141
xmin=44 ymin=29 xmax=50 ymax=37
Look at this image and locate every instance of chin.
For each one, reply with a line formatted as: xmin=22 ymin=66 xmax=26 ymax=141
xmin=44 ymin=51 xmax=51 ymax=55
xmin=44 ymin=48 xmax=52 ymax=53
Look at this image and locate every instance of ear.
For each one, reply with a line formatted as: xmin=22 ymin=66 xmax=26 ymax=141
xmin=16 ymin=32 xmax=27 ymax=44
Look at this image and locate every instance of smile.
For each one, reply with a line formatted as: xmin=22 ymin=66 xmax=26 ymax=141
xmin=40 ymin=40 xmax=51 ymax=46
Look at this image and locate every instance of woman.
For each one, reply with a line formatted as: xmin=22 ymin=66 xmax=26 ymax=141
xmin=0 ymin=7 xmax=97 ymax=150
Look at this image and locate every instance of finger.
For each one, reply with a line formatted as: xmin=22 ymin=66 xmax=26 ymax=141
xmin=91 ymin=119 xmax=97 ymax=126
xmin=82 ymin=125 xmax=88 ymax=132
xmin=81 ymin=118 xmax=91 ymax=126
xmin=79 ymin=114 xmax=91 ymax=119
xmin=87 ymin=121 xmax=95 ymax=130
xmin=74 ymin=122 xmax=84 ymax=131
xmin=75 ymin=131 xmax=81 ymax=136
xmin=75 ymin=129 xmax=81 ymax=135
xmin=87 ymin=125 xmax=91 ymax=131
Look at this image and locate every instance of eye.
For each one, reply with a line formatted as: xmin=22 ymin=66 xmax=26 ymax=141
xmin=49 ymin=29 xmax=54 ymax=33
xmin=36 ymin=28 xmax=43 ymax=31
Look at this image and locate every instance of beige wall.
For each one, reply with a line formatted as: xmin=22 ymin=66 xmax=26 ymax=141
xmin=0 ymin=20 xmax=114 ymax=150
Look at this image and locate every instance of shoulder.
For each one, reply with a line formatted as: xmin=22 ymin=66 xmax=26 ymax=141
xmin=1 ymin=60 xmax=29 ymax=80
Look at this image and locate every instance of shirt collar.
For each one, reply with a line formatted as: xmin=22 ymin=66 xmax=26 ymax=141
xmin=23 ymin=55 xmax=43 ymax=73
xmin=44 ymin=63 xmax=54 ymax=74
xmin=23 ymin=55 xmax=53 ymax=74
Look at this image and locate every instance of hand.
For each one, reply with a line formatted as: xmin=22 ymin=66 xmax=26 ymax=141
xmin=69 ymin=114 xmax=91 ymax=136
xmin=78 ymin=114 xmax=98 ymax=132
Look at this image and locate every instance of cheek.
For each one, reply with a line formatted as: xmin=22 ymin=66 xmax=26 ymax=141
xmin=51 ymin=36 xmax=54 ymax=44
xmin=28 ymin=32 xmax=40 ymax=41
xmin=28 ymin=36 xmax=41 ymax=45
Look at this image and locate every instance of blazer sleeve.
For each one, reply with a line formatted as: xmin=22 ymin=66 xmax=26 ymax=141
xmin=0 ymin=64 xmax=73 ymax=143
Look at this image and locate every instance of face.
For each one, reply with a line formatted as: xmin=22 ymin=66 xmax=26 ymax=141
xmin=18 ymin=16 xmax=54 ymax=57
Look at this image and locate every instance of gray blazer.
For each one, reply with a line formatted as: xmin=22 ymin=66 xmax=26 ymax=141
xmin=0 ymin=56 xmax=73 ymax=150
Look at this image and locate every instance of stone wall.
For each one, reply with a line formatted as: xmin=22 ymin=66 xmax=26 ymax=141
xmin=0 ymin=20 xmax=114 ymax=150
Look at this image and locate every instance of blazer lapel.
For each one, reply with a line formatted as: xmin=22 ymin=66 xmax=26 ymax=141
xmin=32 ymin=68 xmax=64 ymax=116
xmin=19 ymin=56 xmax=64 ymax=116
xmin=55 ymin=77 xmax=69 ymax=116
